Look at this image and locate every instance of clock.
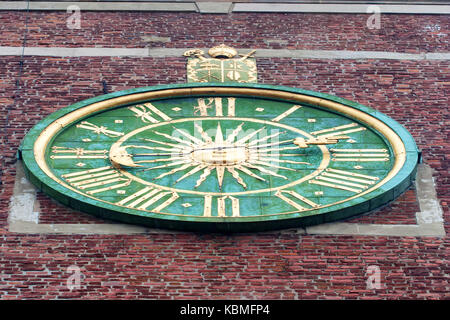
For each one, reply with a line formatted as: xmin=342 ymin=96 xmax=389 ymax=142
xmin=20 ymin=83 xmax=419 ymax=232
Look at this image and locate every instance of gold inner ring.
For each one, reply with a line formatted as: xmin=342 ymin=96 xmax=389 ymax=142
xmin=110 ymin=117 xmax=329 ymax=196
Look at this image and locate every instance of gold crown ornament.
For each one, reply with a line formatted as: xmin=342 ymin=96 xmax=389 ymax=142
xmin=208 ymin=44 xmax=238 ymax=59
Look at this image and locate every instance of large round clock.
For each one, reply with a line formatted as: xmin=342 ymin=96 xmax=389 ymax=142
xmin=20 ymin=83 xmax=419 ymax=232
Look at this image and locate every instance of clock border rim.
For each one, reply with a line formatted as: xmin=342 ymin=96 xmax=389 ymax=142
xmin=19 ymin=83 xmax=419 ymax=232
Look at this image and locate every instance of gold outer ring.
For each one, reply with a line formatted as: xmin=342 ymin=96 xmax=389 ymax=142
xmin=34 ymin=87 xmax=406 ymax=216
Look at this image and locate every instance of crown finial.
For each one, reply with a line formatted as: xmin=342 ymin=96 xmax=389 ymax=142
xmin=208 ymin=44 xmax=238 ymax=59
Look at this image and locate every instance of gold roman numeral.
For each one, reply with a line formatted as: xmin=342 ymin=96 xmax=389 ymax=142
xmin=116 ymin=187 xmax=179 ymax=212
xmin=310 ymin=122 xmax=366 ymax=138
xmin=193 ymin=97 xmax=236 ymax=117
xmin=309 ymin=168 xmax=379 ymax=193
xmin=203 ymin=195 xmax=240 ymax=217
xmin=275 ymin=190 xmax=319 ymax=211
xmin=330 ymin=148 xmax=390 ymax=162
xmin=61 ymin=166 xmax=131 ymax=194
xmin=50 ymin=146 xmax=108 ymax=159
xmin=76 ymin=121 xmax=124 ymax=137
xmin=129 ymin=102 xmax=172 ymax=123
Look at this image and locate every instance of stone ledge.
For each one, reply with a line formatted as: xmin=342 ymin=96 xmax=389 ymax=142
xmin=8 ymin=220 xmax=151 ymax=234
xmin=2 ymin=46 xmax=450 ymax=61
xmin=0 ymin=1 xmax=449 ymax=14
xmin=0 ymin=1 xmax=197 ymax=11
xmin=233 ymin=3 xmax=450 ymax=14
xmin=305 ymin=222 xmax=445 ymax=237
xmin=196 ymin=1 xmax=233 ymax=14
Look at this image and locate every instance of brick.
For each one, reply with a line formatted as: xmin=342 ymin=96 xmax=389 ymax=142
xmin=0 ymin=11 xmax=448 ymax=300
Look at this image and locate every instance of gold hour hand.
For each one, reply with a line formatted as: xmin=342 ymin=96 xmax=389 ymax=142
xmin=293 ymin=136 xmax=349 ymax=148
xmin=109 ymin=146 xmax=144 ymax=168
xmin=110 ymin=144 xmax=188 ymax=168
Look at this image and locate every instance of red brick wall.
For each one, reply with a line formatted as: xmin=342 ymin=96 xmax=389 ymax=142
xmin=0 ymin=11 xmax=448 ymax=299
xmin=1 ymin=12 xmax=448 ymax=52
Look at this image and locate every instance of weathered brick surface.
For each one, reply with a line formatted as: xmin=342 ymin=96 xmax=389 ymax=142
xmin=36 ymin=192 xmax=108 ymax=224
xmin=346 ymin=188 xmax=419 ymax=225
xmin=0 ymin=11 xmax=449 ymax=299
xmin=0 ymin=11 xmax=449 ymax=52
xmin=0 ymin=233 xmax=447 ymax=299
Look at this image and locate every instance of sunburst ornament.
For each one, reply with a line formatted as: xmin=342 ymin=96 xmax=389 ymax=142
xmin=110 ymin=121 xmax=311 ymax=191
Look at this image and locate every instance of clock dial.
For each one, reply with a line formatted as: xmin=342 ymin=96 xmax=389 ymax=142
xmin=21 ymin=84 xmax=418 ymax=232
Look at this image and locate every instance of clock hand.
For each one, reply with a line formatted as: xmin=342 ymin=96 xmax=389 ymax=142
xmin=110 ymin=146 xmax=146 ymax=167
xmin=130 ymin=145 xmax=248 ymax=155
xmin=110 ymin=144 xmax=247 ymax=168
xmin=293 ymin=136 xmax=349 ymax=148
xmin=188 ymin=145 xmax=246 ymax=153
xmin=111 ymin=138 xmax=317 ymax=168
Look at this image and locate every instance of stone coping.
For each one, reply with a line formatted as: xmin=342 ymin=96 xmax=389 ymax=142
xmin=1 ymin=1 xmax=449 ymax=14
xmin=2 ymin=46 xmax=450 ymax=60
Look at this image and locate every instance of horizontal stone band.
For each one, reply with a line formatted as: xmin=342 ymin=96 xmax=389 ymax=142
xmin=1 ymin=2 xmax=449 ymax=14
xmin=1 ymin=46 xmax=450 ymax=60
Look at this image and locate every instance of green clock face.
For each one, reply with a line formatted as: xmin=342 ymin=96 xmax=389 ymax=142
xmin=20 ymin=84 xmax=419 ymax=232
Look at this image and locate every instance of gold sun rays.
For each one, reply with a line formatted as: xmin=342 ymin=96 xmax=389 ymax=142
xmin=130 ymin=122 xmax=310 ymax=190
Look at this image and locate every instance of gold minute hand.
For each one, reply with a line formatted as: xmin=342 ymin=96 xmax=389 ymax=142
xmin=293 ymin=136 xmax=349 ymax=148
